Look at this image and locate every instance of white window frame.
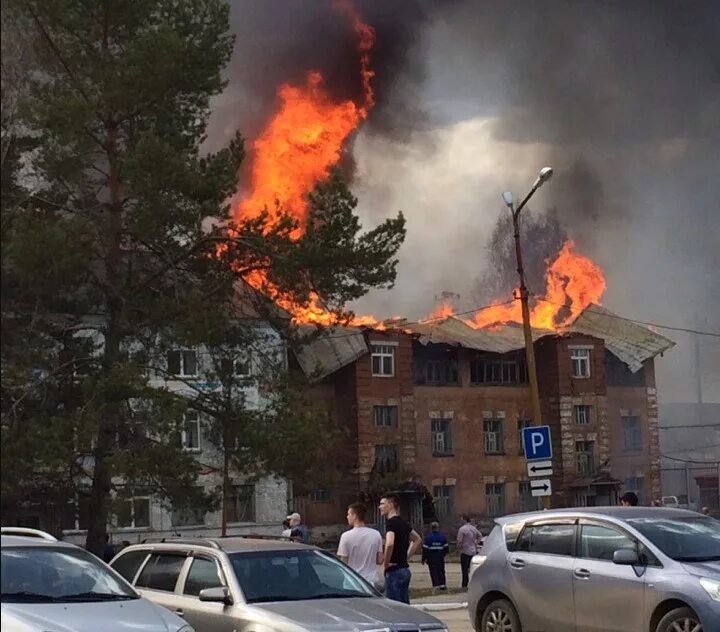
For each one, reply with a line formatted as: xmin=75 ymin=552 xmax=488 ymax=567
xmin=570 ymin=348 xmax=591 ymax=378
xmin=576 ymin=441 xmax=596 ymax=476
xmin=168 ymin=348 xmax=199 ymax=378
xmin=371 ymin=344 xmax=395 ymax=377
xmin=431 ymin=418 xmax=453 ymax=455
xmin=433 ymin=485 xmax=454 ymax=519
xmin=181 ymin=410 xmax=201 ymax=452
xmin=486 ymin=483 xmax=506 ymax=517
xmin=484 ymin=419 xmax=504 ymax=454
xmin=115 ymin=493 xmax=151 ymax=529
xmin=575 ymin=405 xmax=591 ymax=425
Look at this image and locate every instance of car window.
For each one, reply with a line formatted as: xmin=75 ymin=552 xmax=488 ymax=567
xmin=517 ymin=523 xmax=575 ymax=556
xmin=183 ymin=557 xmax=224 ymax=597
xmin=1 ymin=546 xmax=137 ymax=603
xmin=503 ymin=523 xmax=523 ymax=551
xmin=580 ymin=524 xmax=636 ymax=561
xmin=110 ymin=550 xmax=149 ymax=583
xmin=229 ymin=550 xmax=373 ymax=603
xmin=135 ymin=553 xmax=185 ymax=592
xmin=627 ymin=516 xmax=720 ymax=562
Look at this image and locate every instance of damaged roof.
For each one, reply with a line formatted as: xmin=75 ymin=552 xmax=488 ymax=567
xmin=293 ymin=326 xmax=368 ymax=382
xmin=565 ymin=304 xmax=675 ymax=372
xmin=295 ymin=304 xmax=674 ymax=381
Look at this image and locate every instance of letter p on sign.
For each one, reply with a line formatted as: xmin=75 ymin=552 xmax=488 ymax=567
xmin=523 ymin=425 xmax=553 ymax=461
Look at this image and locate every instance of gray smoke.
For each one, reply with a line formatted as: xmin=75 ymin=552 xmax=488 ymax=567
xmin=208 ymin=0 xmax=720 ymax=402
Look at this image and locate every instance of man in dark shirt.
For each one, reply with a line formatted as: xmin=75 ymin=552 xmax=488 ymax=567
xmin=379 ymin=493 xmax=422 ymax=603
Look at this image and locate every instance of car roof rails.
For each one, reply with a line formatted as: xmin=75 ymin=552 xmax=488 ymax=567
xmin=138 ymin=536 xmax=221 ymax=549
xmin=1 ymin=527 xmax=58 ymax=542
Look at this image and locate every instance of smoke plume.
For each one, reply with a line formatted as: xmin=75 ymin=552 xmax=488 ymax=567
xmin=208 ymin=0 xmax=720 ymax=402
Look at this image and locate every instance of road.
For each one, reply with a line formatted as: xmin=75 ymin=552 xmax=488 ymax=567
xmin=409 ymin=561 xmax=472 ymax=632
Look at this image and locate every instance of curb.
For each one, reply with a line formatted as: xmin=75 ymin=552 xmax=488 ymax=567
xmin=413 ymin=602 xmax=468 ymax=611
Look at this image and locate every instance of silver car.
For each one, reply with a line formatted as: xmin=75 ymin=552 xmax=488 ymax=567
xmin=1 ymin=533 xmax=192 ymax=632
xmin=110 ymin=536 xmax=448 ymax=632
xmin=468 ymin=507 xmax=720 ymax=632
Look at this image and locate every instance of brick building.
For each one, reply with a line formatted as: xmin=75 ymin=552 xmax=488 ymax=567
xmin=294 ymin=305 xmax=673 ymax=528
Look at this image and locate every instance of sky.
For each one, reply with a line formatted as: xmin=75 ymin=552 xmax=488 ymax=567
xmin=207 ymin=0 xmax=720 ymax=403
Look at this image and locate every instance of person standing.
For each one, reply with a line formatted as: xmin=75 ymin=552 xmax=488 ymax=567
xmin=286 ymin=512 xmax=310 ymax=543
xmin=379 ymin=494 xmax=422 ymax=604
xmin=421 ymin=522 xmax=448 ymax=593
xmin=456 ymin=514 xmax=481 ymax=589
xmin=337 ymin=503 xmax=383 ymax=586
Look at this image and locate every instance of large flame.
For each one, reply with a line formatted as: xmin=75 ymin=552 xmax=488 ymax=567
xmin=465 ymin=240 xmax=607 ymax=330
xmin=230 ymin=2 xmax=379 ymax=326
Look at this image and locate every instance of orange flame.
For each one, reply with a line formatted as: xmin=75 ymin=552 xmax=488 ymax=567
xmin=428 ymin=241 xmax=606 ymax=331
xmin=423 ymin=300 xmax=456 ymax=323
xmin=230 ymin=3 xmax=379 ymax=326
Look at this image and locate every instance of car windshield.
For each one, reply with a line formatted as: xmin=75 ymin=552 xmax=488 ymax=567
xmin=230 ymin=549 xmax=375 ymax=603
xmin=1 ymin=546 xmax=138 ymax=603
xmin=627 ymin=516 xmax=720 ymax=562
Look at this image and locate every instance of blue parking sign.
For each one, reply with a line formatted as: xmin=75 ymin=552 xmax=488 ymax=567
xmin=523 ymin=425 xmax=553 ymax=461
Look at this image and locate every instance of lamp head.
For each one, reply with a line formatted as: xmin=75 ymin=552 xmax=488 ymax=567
xmin=502 ymin=191 xmax=514 ymax=207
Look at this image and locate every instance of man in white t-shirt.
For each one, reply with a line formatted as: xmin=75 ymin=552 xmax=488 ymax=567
xmin=337 ymin=502 xmax=383 ymax=585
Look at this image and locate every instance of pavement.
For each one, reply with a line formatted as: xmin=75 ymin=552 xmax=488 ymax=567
xmin=408 ymin=561 xmax=474 ymax=632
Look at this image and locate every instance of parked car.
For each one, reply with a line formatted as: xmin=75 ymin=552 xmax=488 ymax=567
xmin=110 ymin=536 xmax=448 ymax=632
xmin=468 ymin=507 xmax=720 ymax=632
xmin=1 ymin=532 xmax=193 ymax=632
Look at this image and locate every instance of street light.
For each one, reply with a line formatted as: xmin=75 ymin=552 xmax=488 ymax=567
xmin=502 ymin=167 xmax=554 ymax=503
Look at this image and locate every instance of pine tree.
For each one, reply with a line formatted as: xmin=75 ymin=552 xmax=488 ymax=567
xmin=1 ymin=1 xmax=405 ymax=554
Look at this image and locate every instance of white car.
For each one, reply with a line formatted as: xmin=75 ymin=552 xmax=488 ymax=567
xmin=1 ymin=531 xmax=192 ymax=632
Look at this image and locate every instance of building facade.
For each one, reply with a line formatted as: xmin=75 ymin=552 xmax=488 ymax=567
xmin=298 ymin=311 xmax=672 ymax=529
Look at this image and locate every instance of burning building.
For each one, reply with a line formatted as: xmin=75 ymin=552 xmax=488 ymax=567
xmin=293 ymin=305 xmax=674 ymax=528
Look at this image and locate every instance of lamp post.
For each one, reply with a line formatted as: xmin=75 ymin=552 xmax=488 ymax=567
xmin=502 ymin=167 xmax=554 ymax=506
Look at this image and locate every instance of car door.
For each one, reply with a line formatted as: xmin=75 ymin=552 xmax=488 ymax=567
xmin=174 ymin=554 xmax=237 ymax=632
xmin=573 ymin=520 xmax=646 ymax=632
xmin=133 ymin=550 xmax=190 ymax=617
xmin=508 ymin=520 xmax=577 ymax=632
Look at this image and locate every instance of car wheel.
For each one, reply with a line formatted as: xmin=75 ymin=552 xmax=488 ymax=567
xmin=480 ymin=598 xmax=521 ymax=632
xmin=656 ymin=607 xmax=703 ymax=632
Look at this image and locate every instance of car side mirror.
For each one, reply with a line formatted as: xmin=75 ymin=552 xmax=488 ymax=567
xmin=199 ymin=586 xmax=233 ymax=605
xmin=613 ymin=548 xmax=640 ymax=566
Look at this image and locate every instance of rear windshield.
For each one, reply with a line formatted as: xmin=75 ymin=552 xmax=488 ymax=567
xmin=627 ymin=517 xmax=720 ymax=562
xmin=1 ymin=546 xmax=138 ymax=603
xmin=229 ymin=549 xmax=374 ymax=603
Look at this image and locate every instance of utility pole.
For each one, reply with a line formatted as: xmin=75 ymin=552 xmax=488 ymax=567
xmin=503 ymin=167 xmax=554 ymax=509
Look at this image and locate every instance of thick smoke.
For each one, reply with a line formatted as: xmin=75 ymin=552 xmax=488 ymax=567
xmin=208 ymin=0 xmax=720 ymax=402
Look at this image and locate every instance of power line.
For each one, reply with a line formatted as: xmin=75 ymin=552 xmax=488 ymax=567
xmin=533 ymin=297 xmax=720 ymax=339
xmin=659 ymin=424 xmax=720 ymax=429
xmin=661 ymin=454 xmax=720 ymax=465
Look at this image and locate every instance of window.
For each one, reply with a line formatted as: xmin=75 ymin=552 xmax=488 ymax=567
xmin=433 ymin=485 xmax=454 ymax=519
xmin=374 ymin=445 xmax=398 ymax=474
xmin=484 ymin=419 xmax=504 ymax=454
xmin=517 ymin=418 xmax=531 ymax=455
xmin=220 ymin=356 xmax=251 ymax=377
xmin=110 ymin=550 xmax=149 ymax=583
xmin=373 ymin=406 xmax=398 ymax=428
xmin=571 ymin=348 xmax=591 ymax=378
xmin=371 ymin=344 xmax=395 ymax=377
xmin=575 ymin=405 xmax=592 ymax=425
xmin=135 ymin=553 xmax=185 ymax=592
xmin=172 ymin=502 xmax=206 ymax=527
xmin=59 ymin=490 xmax=92 ymax=532
xmin=622 ymin=416 xmax=642 ymax=451
xmin=576 ymin=441 xmax=596 ymax=476
xmin=181 ymin=410 xmax=201 ymax=451
xmin=167 ymin=349 xmax=198 ymax=377
xmin=486 ymin=483 xmax=506 ymax=517
xmin=470 ymin=354 xmax=528 ymax=385
xmin=183 ymin=557 xmax=224 ymax=596
xmin=309 ymin=489 xmax=331 ymax=502
xmin=517 ymin=523 xmax=575 ymax=556
xmin=431 ymin=418 xmax=453 ymax=455
xmin=518 ymin=482 xmax=537 ymax=512
xmin=115 ymin=490 xmax=151 ymax=529
xmin=418 ymin=359 xmax=459 ymax=385
xmin=225 ymin=484 xmax=255 ymax=523
xmin=579 ymin=524 xmax=636 ymax=561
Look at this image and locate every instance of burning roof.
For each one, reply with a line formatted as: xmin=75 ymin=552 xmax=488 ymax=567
xmin=295 ymin=304 xmax=674 ymax=382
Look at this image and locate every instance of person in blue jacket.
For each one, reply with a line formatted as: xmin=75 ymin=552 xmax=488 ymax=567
xmin=421 ymin=522 xmax=448 ymax=592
